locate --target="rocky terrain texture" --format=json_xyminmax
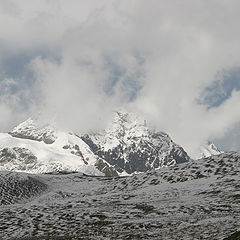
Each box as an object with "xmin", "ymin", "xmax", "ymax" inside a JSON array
[
  {"xmin": 0, "ymin": 172, "xmax": 47, "ymax": 205},
  {"xmin": 0, "ymin": 152, "xmax": 239, "ymax": 239}
]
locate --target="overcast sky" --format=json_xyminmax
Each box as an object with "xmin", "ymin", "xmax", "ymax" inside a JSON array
[{"xmin": 0, "ymin": 0, "xmax": 240, "ymax": 156}]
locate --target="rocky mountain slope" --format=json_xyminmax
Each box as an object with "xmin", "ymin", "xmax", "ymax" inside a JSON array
[
  {"xmin": 0, "ymin": 152, "xmax": 239, "ymax": 239},
  {"xmin": 0, "ymin": 171, "xmax": 47, "ymax": 205},
  {"xmin": 82, "ymin": 111, "xmax": 190, "ymax": 174}
]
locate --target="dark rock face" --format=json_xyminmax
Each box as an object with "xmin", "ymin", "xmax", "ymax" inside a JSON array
[
  {"xmin": 63, "ymin": 144, "xmax": 89, "ymax": 164},
  {"xmin": 82, "ymin": 135, "xmax": 189, "ymax": 174},
  {"xmin": 42, "ymin": 133, "xmax": 56, "ymax": 144},
  {"xmin": 223, "ymin": 231, "xmax": 240, "ymax": 240},
  {"xmin": 81, "ymin": 111, "xmax": 190, "ymax": 174},
  {"xmin": 94, "ymin": 159, "xmax": 119, "ymax": 177}
]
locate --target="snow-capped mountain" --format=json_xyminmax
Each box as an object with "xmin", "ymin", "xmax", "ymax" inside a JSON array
[
  {"xmin": 0, "ymin": 111, "xmax": 191, "ymax": 176},
  {"xmin": 195, "ymin": 141, "xmax": 223, "ymax": 159},
  {"xmin": 81, "ymin": 111, "xmax": 190, "ymax": 174},
  {"xmin": 0, "ymin": 114, "xmax": 239, "ymax": 239},
  {"xmin": 0, "ymin": 118, "xmax": 118, "ymax": 176}
]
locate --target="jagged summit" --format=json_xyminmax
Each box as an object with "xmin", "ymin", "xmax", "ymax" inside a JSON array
[
  {"xmin": 81, "ymin": 110, "xmax": 190, "ymax": 174},
  {"xmin": 195, "ymin": 141, "xmax": 223, "ymax": 159}
]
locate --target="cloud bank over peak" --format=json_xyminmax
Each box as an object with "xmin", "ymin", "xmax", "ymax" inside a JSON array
[{"xmin": 1, "ymin": 0, "xmax": 240, "ymax": 155}]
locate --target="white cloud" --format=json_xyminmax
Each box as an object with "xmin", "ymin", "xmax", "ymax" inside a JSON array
[
  {"xmin": 0, "ymin": 77, "xmax": 34, "ymax": 131},
  {"xmin": 1, "ymin": 0, "xmax": 240, "ymax": 155}
]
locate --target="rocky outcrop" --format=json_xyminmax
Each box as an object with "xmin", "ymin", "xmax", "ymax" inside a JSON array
[
  {"xmin": 0, "ymin": 147, "xmax": 38, "ymax": 171},
  {"xmin": 95, "ymin": 159, "xmax": 119, "ymax": 177}
]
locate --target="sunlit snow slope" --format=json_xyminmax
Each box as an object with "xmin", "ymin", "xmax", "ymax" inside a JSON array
[
  {"xmin": 0, "ymin": 118, "xmax": 117, "ymax": 176},
  {"xmin": 0, "ymin": 112, "xmax": 192, "ymax": 176},
  {"xmin": 194, "ymin": 141, "xmax": 223, "ymax": 159}
]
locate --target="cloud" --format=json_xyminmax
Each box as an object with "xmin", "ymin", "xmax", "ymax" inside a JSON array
[
  {"xmin": 1, "ymin": 0, "xmax": 240, "ymax": 155},
  {"xmin": 0, "ymin": 77, "xmax": 36, "ymax": 131},
  {"xmin": 214, "ymin": 121, "xmax": 240, "ymax": 151},
  {"xmin": 199, "ymin": 67, "xmax": 240, "ymax": 108}
]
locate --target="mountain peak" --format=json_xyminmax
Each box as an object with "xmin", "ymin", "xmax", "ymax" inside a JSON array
[
  {"xmin": 82, "ymin": 110, "xmax": 190, "ymax": 174},
  {"xmin": 9, "ymin": 117, "xmax": 57, "ymax": 144},
  {"xmin": 195, "ymin": 141, "xmax": 223, "ymax": 159},
  {"xmin": 4, "ymin": 110, "xmax": 224, "ymax": 176}
]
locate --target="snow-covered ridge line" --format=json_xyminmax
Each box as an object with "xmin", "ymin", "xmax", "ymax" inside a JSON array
[
  {"xmin": 0, "ymin": 131, "xmax": 118, "ymax": 176},
  {"xmin": 1, "ymin": 110, "xmax": 223, "ymax": 176},
  {"xmin": 194, "ymin": 141, "xmax": 223, "ymax": 159}
]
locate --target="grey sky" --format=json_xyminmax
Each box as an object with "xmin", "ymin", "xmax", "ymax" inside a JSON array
[{"xmin": 1, "ymin": 0, "xmax": 240, "ymax": 157}]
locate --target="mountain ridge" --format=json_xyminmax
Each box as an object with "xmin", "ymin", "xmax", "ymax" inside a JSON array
[
  {"xmin": 195, "ymin": 141, "xmax": 223, "ymax": 159},
  {"xmin": 0, "ymin": 111, "xmax": 224, "ymax": 176}
]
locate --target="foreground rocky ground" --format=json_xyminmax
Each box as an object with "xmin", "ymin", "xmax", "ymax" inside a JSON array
[{"xmin": 0, "ymin": 152, "xmax": 239, "ymax": 239}]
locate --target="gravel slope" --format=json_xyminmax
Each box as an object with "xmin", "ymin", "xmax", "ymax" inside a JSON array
[{"xmin": 0, "ymin": 152, "xmax": 239, "ymax": 239}]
